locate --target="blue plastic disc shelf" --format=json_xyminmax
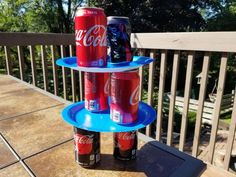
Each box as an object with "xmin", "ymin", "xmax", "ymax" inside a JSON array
[
  {"xmin": 62, "ymin": 101, "xmax": 156, "ymax": 132},
  {"xmin": 56, "ymin": 56, "xmax": 154, "ymax": 73}
]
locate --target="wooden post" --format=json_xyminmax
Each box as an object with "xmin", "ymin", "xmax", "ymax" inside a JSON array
[
  {"xmin": 70, "ymin": 45, "xmax": 77, "ymax": 102},
  {"xmin": 138, "ymin": 50, "xmax": 145, "ymax": 101},
  {"xmin": 208, "ymin": 53, "xmax": 228, "ymax": 163},
  {"xmin": 79, "ymin": 71, "xmax": 84, "ymax": 101},
  {"xmin": 51, "ymin": 45, "xmax": 59, "ymax": 96},
  {"xmin": 61, "ymin": 45, "xmax": 68, "ymax": 100},
  {"xmin": 192, "ymin": 52, "xmax": 211, "ymax": 157},
  {"xmin": 146, "ymin": 50, "xmax": 156, "ymax": 136},
  {"xmin": 4, "ymin": 46, "xmax": 12, "ymax": 75},
  {"xmin": 17, "ymin": 46, "xmax": 25, "ymax": 81},
  {"xmin": 224, "ymin": 86, "xmax": 236, "ymax": 170},
  {"xmin": 41, "ymin": 45, "xmax": 48, "ymax": 91},
  {"xmin": 156, "ymin": 50, "xmax": 167, "ymax": 141},
  {"xmin": 179, "ymin": 51, "xmax": 195, "ymax": 151},
  {"xmin": 29, "ymin": 45, "xmax": 37, "ymax": 86},
  {"xmin": 167, "ymin": 51, "xmax": 180, "ymax": 146}
]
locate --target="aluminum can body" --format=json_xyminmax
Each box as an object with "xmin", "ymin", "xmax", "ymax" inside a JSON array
[
  {"xmin": 107, "ymin": 16, "xmax": 132, "ymax": 63},
  {"xmin": 75, "ymin": 7, "xmax": 107, "ymax": 67},
  {"xmin": 84, "ymin": 72, "xmax": 110, "ymax": 112},
  {"xmin": 110, "ymin": 70, "xmax": 139, "ymax": 124},
  {"xmin": 74, "ymin": 127, "xmax": 101, "ymax": 168},
  {"xmin": 113, "ymin": 131, "xmax": 137, "ymax": 160}
]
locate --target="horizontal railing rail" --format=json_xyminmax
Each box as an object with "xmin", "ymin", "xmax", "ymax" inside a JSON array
[
  {"xmin": 131, "ymin": 32, "xmax": 236, "ymax": 52},
  {"xmin": 0, "ymin": 32, "xmax": 236, "ymax": 174},
  {"xmin": 0, "ymin": 32, "xmax": 74, "ymax": 46}
]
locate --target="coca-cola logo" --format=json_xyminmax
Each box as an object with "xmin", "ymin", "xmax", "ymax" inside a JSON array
[
  {"xmin": 74, "ymin": 134, "xmax": 93, "ymax": 155},
  {"xmin": 129, "ymin": 85, "xmax": 140, "ymax": 105},
  {"xmin": 116, "ymin": 132, "xmax": 135, "ymax": 151},
  {"xmin": 75, "ymin": 25, "xmax": 107, "ymax": 47},
  {"xmin": 104, "ymin": 76, "xmax": 110, "ymax": 95},
  {"xmin": 117, "ymin": 132, "xmax": 135, "ymax": 140},
  {"xmin": 74, "ymin": 134, "xmax": 93, "ymax": 144}
]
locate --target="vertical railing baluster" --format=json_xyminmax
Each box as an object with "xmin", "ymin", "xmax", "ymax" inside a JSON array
[
  {"xmin": 167, "ymin": 50, "xmax": 180, "ymax": 146},
  {"xmin": 4, "ymin": 46, "xmax": 12, "ymax": 75},
  {"xmin": 179, "ymin": 51, "xmax": 195, "ymax": 151},
  {"xmin": 79, "ymin": 71, "xmax": 83, "ymax": 101},
  {"xmin": 138, "ymin": 50, "xmax": 145, "ymax": 101},
  {"xmin": 51, "ymin": 45, "xmax": 59, "ymax": 96},
  {"xmin": 70, "ymin": 45, "xmax": 77, "ymax": 102},
  {"xmin": 224, "ymin": 87, "xmax": 236, "ymax": 170},
  {"xmin": 17, "ymin": 46, "xmax": 25, "ymax": 80},
  {"xmin": 29, "ymin": 45, "xmax": 37, "ymax": 86},
  {"xmin": 139, "ymin": 67, "xmax": 144, "ymax": 101},
  {"xmin": 41, "ymin": 45, "xmax": 48, "ymax": 91},
  {"xmin": 156, "ymin": 50, "xmax": 167, "ymax": 141},
  {"xmin": 208, "ymin": 53, "xmax": 228, "ymax": 163},
  {"xmin": 146, "ymin": 50, "xmax": 156, "ymax": 136},
  {"xmin": 192, "ymin": 52, "xmax": 211, "ymax": 157},
  {"xmin": 61, "ymin": 45, "xmax": 68, "ymax": 100}
]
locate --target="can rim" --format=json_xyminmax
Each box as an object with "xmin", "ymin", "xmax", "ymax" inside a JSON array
[
  {"xmin": 76, "ymin": 7, "xmax": 104, "ymax": 12},
  {"xmin": 107, "ymin": 16, "xmax": 129, "ymax": 20},
  {"xmin": 107, "ymin": 16, "xmax": 130, "ymax": 25}
]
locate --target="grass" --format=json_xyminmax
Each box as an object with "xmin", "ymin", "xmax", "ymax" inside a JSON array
[
  {"xmin": 0, "ymin": 68, "xmax": 6, "ymax": 74},
  {"xmin": 220, "ymin": 112, "xmax": 232, "ymax": 124}
]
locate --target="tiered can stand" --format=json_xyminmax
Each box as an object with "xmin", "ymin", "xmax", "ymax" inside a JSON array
[{"xmin": 56, "ymin": 56, "xmax": 157, "ymax": 166}]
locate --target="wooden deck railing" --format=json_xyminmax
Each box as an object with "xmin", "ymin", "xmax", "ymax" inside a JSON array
[{"xmin": 0, "ymin": 32, "xmax": 236, "ymax": 173}]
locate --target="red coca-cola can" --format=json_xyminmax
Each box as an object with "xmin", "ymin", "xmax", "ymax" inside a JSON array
[
  {"xmin": 74, "ymin": 7, "xmax": 107, "ymax": 67},
  {"xmin": 74, "ymin": 127, "xmax": 100, "ymax": 168},
  {"xmin": 110, "ymin": 70, "xmax": 140, "ymax": 124},
  {"xmin": 84, "ymin": 72, "xmax": 109, "ymax": 112},
  {"xmin": 113, "ymin": 131, "xmax": 137, "ymax": 160}
]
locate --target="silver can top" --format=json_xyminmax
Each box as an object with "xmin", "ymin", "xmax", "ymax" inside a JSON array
[{"xmin": 107, "ymin": 16, "xmax": 130, "ymax": 25}]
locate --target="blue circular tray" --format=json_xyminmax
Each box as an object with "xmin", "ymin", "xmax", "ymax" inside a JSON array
[
  {"xmin": 56, "ymin": 56, "xmax": 154, "ymax": 73},
  {"xmin": 62, "ymin": 101, "xmax": 156, "ymax": 132}
]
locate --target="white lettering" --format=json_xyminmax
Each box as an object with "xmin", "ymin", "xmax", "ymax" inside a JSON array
[
  {"xmin": 74, "ymin": 134, "xmax": 93, "ymax": 144},
  {"xmin": 75, "ymin": 25, "xmax": 107, "ymax": 47},
  {"xmin": 129, "ymin": 86, "xmax": 140, "ymax": 105},
  {"xmin": 104, "ymin": 76, "xmax": 110, "ymax": 95},
  {"xmin": 117, "ymin": 132, "xmax": 135, "ymax": 140}
]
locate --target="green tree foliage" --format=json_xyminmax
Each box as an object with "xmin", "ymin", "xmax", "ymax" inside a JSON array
[
  {"xmin": 207, "ymin": 0, "xmax": 236, "ymax": 31},
  {"xmin": 0, "ymin": 0, "xmax": 80, "ymax": 33},
  {"xmin": 90, "ymin": 0, "xmax": 221, "ymax": 32},
  {"xmin": 0, "ymin": 0, "xmax": 28, "ymax": 31},
  {"xmin": 0, "ymin": 0, "xmax": 233, "ymax": 33}
]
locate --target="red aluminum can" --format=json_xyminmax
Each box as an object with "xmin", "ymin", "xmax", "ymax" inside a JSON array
[
  {"xmin": 113, "ymin": 131, "xmax": 137, "ymax": 160},
  {"xmin": 84, "ymin": 72, "xmax": 109, "ymax": 112},
  {"xmin": 74, "ymin": 7, "xmax": 107, "ymax": 67},
  {"xmin": 74, "ymin": 127, "xmax": 101, "ymax": 168},
  {"xmin": 110, "ymin": 70, "xmax": 140, "ymax": 124}
]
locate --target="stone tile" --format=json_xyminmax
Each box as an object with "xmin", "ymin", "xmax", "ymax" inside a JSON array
[
  {"xmin": 0, "ymin": 88, "xmax": 61, "ymax": 120},
  {"xmin": 0, "ymin": 105, "xmax": 73, "ymax": 158},
  {"xmin": 0, "ymin": 75, "xmax": 30, "ymax": 98},
  {"xmin": 0, "ymin": 138, "xmax": 17, "ymax": 168},
  {"xmin": 25, "ymin": 132, "xmax": 216, "ymax": 177},
  {"xmin": 25, "ymin": 133, "xmax": 148, "ymax": 177},
  {"xmin": 0, "ymin": 75, "xmax": 18, "ymax": 85},
  {"xmin": 25, "ymin": 141, "xmax": 125, "ymax": 177},
  {"xmin": 0, "ymin": 163, "xmax": 30, "ymax": 177}
]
